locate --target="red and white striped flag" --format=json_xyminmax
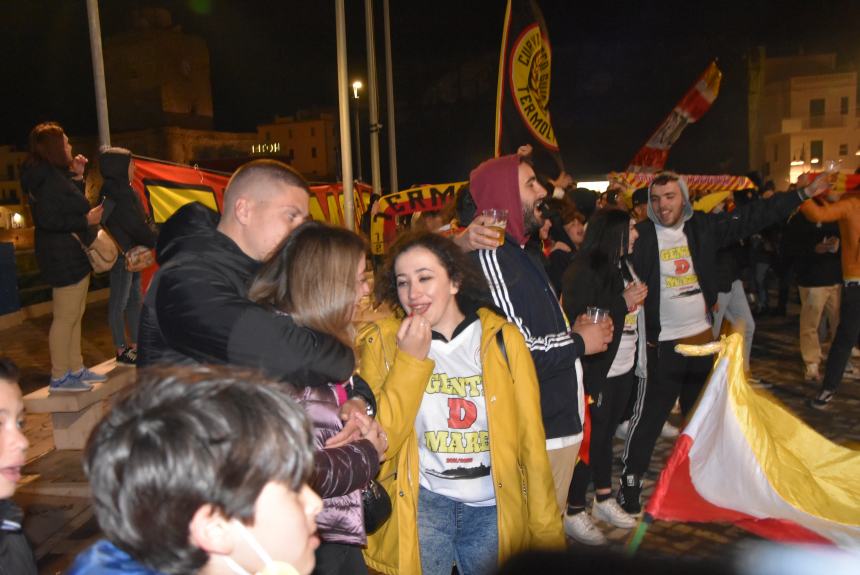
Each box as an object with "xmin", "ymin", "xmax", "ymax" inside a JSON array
[{"xmin": 627, "ymin": 62, "xmax": 722, "ymax": 173}]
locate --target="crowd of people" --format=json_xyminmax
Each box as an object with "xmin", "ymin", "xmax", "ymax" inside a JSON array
[{"xmin": 1, "ymin": 119, "xmax": 858, "ymax": 574}]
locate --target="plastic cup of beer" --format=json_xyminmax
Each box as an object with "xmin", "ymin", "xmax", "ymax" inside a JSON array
[
  {"xmin": 482, "ymin": 208, "xmax": 508, "ymax": 246},
  {"xmin": 586, "ymin": 306, "xmax": 609, "ymax": 324}
]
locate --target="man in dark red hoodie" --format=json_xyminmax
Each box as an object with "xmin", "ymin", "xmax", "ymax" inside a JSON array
[{"xmin": 456, "ymin": 153, "xmax": 612, "ymax": 514}]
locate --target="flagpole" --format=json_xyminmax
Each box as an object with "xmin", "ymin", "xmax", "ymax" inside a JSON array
[
  {"xmin": 626, "ymin": 513, "xmax": 652, "ymax": 556},
  {"xmin": 382, "ymin": 0, "xmax": 398, "ymax": 194},
  {"xmin": 85, "ymin": 0, "xmax": 111, "ymax": 149},
  {"xmin": 335, "ymin": 0, "xmax": 355, "ymax": 230},
  {"xmin": 364, "ymin": 0, "xmax": 382, "ymax": 199}
]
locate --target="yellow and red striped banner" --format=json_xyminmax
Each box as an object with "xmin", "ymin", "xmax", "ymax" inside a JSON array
[{"xmin": 608, "ymin": 171, "xmax": 755, "ymax": 193}]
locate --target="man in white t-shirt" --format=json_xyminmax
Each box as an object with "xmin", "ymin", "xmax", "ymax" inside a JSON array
[{"xmin": 618, "ymin": 171, "xmax": 824, "ymax": 515}]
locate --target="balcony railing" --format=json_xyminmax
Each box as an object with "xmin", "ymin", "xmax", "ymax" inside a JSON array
[{"xmin": 781, "ymin": 114, "xmax": 854, "ymax": 132}]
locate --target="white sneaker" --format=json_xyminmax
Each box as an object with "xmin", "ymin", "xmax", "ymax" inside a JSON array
[
  {"xmin": 661, "ymin": 421, "xmax": 679, "ymax": 438},
  {"xmin": 615, "ymin": 420, "xmax": 630, "ymax": 440},
  {"xmin": 851, "ymin": 347, "xmax": 860, "ymax": 359},
  {"xmin": 592, "ymin": 497, "xmax": 638, "ymax": 529},
  {"xmin": 564, "ymin": 511, "xmax": 607, "ymax": 545}
]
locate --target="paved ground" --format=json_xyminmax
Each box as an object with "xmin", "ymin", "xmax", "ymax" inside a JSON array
[{"xmin": 3, "ymin": 298, "xmax": 858, "ymax": 574}]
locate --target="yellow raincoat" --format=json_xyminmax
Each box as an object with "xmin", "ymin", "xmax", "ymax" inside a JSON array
[{"xmin": 357, "ymin": 308, "xmax": 565, "ymax": 575}]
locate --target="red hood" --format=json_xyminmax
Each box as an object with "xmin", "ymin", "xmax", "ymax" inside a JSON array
[{"xmin": 469, "ymin": 154, "xmax": 528, "ymax": 245}]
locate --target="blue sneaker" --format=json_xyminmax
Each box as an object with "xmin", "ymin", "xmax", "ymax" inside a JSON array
[
  {"xmin": 49, "ymin": 372, "xmax": 93, "ymax": 394},
  {"xmin": 73, "ymin": 367, "xmax": 108, "ymax": 383}
]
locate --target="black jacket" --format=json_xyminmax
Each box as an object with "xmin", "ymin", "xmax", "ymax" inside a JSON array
[
  {"xmin": 784, "ymin": 212, "xmax": 842, "ymax": 287},
  {"xmin": 99, "ymin": 153, "xmax": 156, "ymax": 252},
  {"xmin": 631, "ymin": 191, "xmax": 803, "ymax": 344},
  {"xmin": 0, "ymin": 500, "xmax": 37, "ymax": 575},
  {"xmin": 137, "ymin": 202, "xmax": 356, "ymax": 388},
  {"xmin": 561, "ymin": 257, "xmax": 629, "ymax": 396},
  {"xmin": 20, "ymin": 162, "xmax": 94, "ymax": 287},
  {"xmin": 470, "ymin": 235, "xmax": 586, "ymax": 439}
]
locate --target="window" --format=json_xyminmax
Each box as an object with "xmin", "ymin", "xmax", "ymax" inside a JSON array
[
  {"xmin": 772, "ymin": 144, "xmax": 778, "ymax": 163},
  {"xmin": 288, "ymin": 129, "xmax": 293, "ymax": 138},
  {"xmin": 841, "ymin": 97, "xmax": 849, "ymax": 115},
  {"xmin": 809, "ymin": 99, "xmax": 825, "ymax": 128},
  {"xmin": 809, "ymin": 99, "xmax": 825, "ymax": 116},
  {"xmin": 311, "ymin": 147, "xmax": 317, "ymax": 159},
  {"xmin": 839, "ymin": 144, "xmax": 848, "ymax": 156},
  {"xmin": 763, "ymin": 162, "xmax": 770, "ymax": 177},
  {"xmin": 810, "ymin": 140, "xmax": 824, "ymax": 163},
  {"xmin": 311, "ymin": 127, "xmax": 316, "ymax": 137}
]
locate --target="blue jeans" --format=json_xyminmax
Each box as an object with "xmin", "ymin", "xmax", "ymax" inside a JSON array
[
  {"xmin": 108, "ymin": 255, "xmax": 142, "ymax": 349},
  {"xmin": 417, "ymin": 487, "xmax": 498, "ymax": 575},
  {"xmin": 753, "ymin": 262, "xmax": 771, "ymax": 311}
]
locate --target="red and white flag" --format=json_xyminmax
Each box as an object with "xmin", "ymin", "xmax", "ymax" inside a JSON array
[
  {"xmin": 627, "ymin": 62, "xmax": 722, "ymax": 173},
  {"xmin": 646, "ymin": 334, "xmax": 860, "ymax": 548}
]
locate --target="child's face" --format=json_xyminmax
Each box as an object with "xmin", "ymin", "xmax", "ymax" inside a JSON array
[
  {"xmin": 238, "ymin": 481, "xmax": 322, "ymax": 575},
  {"xmin": 0, "ymin": 381, "xmax": 28, "ymax": 499}
]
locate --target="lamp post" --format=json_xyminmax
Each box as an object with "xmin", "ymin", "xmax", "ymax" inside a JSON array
[{"xmin": 352, "ymin": 80, "xmax": 363, "ymax": 182}]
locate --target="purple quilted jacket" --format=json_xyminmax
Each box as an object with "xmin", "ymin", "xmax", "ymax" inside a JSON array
[{"xmin": 297, "ymin": 384, "xmax": 379, "ymax": 546}]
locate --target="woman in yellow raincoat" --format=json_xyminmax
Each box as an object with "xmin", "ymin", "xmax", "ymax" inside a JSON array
[{"xmin": 358, "ymin": 231, "xmax": 564, "ymax": 575}]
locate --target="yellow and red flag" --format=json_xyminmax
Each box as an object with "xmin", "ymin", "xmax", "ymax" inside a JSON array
[
  {"xmin": 495, "ymin": 0, "xmax": 563, "ymax": 179},
  {"xmin": 647, "ymin": 334, "xmax": 860, "ymax": 547},
  {"xmin": 130, "ymin": 156, "xmax": 372, "ymax": 229},
  {"xmin": 628, "ymin": 62, "xmax": 722, "ymax": 173}
]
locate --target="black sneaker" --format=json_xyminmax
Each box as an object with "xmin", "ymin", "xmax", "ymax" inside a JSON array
[
  {"xmin": 617, "ymin": 474, "xmax": 642, "ymax": 516},
  {"xmin": 116, "ymin": 347, "xmax": 137, "ymax": 366},
  {"xmin": 808, "ymin": 389, "xmax": 834, "ymax": 410}
]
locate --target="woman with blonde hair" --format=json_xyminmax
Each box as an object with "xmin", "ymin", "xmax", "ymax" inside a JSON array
[{"xmin": 249, "ymin": 221, "xmax": 385, "ymax": 575}]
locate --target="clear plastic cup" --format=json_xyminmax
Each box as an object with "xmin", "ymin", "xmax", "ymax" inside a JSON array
[
  {"xmin": 586, "ymin": 306, "xmax": 609, "ymax": 324},
  {"xmin": 481, "ymin": 208, "xmax": 509, "ymax": 246}
]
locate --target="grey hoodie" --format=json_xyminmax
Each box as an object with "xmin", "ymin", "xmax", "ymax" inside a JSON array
[{"xmin": 647, "ymin": 176, "xmax": 694, "ymax": 228}]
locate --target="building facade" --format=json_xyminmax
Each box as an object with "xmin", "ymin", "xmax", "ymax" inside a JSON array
[
  {"xmin": 256, "ymin": 111, "xmax": 339, "ymax": 181},
  {"xmin": 0, "ymin": 146, "xmax": 29, "ymax": 230},
  {"xmin": 750, "ymin": 52, "xmax": 860, "ymax": 188}
]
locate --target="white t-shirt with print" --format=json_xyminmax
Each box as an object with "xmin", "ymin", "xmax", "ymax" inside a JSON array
[
  {"xmin": 656, "ymin": 224, "xmax": 711, "ymax": 341},
  {"xmin": 416, "ymin": 320, "xmax": 495, "ymax": 507}
]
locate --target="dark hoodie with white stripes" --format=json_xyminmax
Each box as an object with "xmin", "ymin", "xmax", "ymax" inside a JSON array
[{"xmin": 463, "ymin": 155, "xmax": 585, "ymax": 440}]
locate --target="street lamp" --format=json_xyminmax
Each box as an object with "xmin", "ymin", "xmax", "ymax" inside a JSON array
[{"xmin": 352, "ymin": 80, "xmax": 363, "ymax": 181}]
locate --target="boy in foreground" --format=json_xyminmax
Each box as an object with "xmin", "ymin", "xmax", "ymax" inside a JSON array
[
  {"xmin": 68, "ymin": 366, "xmax": 323, "ymax": 575},
  {"xmin": 0, "ymin": 358, "xmax": 37, "ymax": 575}
]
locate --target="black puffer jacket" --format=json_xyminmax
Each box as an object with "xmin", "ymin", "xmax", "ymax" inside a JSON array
[
  {"xmin": 137, "ymin": 202, "xmax": 356, "ymax": 388},
  {"xmin": 0, "ymin": 500, "xmax": 37, "ymax": 575},
  {"xmin": 20, "ymin": 162, "xmax": 94, "ymax": 287},
  {"xmin": 99, "ymin": 152, "xmax": 156, "ymax": 252}
]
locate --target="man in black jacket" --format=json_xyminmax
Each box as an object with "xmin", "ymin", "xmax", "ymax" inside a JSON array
[
  {"xmin": 618, "ymin": 171, "xmax": 823, "ymax": 515},
  {"xmin": 137, "ymin": 160, "xmax": 373, "ymax": 415},
  {"xmin": 457, "ymin": 153, "xmax": 612, "ymax": 514},
  {"xmin": 784, "ymin": 211, "xmax": 842, "ymax": 383}
]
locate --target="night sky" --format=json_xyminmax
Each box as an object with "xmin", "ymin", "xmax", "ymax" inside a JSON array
[{"xmin": 3, "ymin": 0, "xmax": 859, "ymax": 186}]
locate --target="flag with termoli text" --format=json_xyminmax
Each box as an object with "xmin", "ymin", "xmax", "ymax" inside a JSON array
[
  {"xmin": 495, "ymin": 0, "xmax": 564, "ymax": 180},
  {"xmin": 646, "ymin": 334, "xmax": 860, "ymax": 547},
  {"xmin": 627, "ymin": 61, "xmax": 722, "ymax": 173}
]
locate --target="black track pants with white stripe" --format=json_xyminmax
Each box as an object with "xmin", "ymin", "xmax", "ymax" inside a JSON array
[{"xmin": 621, "ymin": 341, "xmax": 713, "ymax": 477}]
